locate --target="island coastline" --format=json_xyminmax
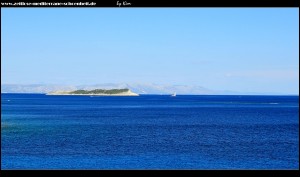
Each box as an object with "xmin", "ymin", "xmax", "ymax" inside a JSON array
[{"xmin": 46, "ymin": 89, "xmax": 139, "ymax": 96}]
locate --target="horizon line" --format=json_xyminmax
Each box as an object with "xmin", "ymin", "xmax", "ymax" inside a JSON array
[
  {"xmin": 1, "ymin": 83, "xmax": 298, "ymax": 95},
  {"xmin": 1, "ymin": 92, "xmax": 299, "ymax": 96}
]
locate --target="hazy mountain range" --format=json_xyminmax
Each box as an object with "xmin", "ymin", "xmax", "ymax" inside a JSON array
[{"xmin": 0, "ymin": 83, "xmax": 284, "ymax": 95}]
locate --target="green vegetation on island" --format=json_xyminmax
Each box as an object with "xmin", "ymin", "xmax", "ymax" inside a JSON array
[
  {"xmin": 47, "ymin": 88, "xmax": 139, "ymax": 96},
  {"xmin": 69, "ymin": 88, "xmax": 130, "ymax": 94}
]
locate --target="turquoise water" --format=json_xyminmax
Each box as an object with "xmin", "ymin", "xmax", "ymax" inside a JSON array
[{"xmin": 1, "ymin": 94, "xmax": 299, "ymax": 169}]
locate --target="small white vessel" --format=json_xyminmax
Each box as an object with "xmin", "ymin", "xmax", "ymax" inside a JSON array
[{"xmin": 171, "ymin": 92, "xmax": 176, "ymax": 97}]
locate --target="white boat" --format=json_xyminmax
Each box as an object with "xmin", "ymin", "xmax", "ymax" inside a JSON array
[{"xmin": 171, "ymin": 92, "xmax": 176, "ymax": 97}]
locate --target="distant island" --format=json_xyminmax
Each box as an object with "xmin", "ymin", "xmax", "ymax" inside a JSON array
[{"xmin": 46, "ymin": 88, "xmax": 139, "ymax": 96}]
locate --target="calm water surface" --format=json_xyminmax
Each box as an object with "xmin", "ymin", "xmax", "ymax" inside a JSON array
[{"xmin": 1, "ymin": 94, "xmax": 299, "ymax": 169}]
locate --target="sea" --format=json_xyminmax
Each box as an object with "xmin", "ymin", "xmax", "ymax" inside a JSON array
[{"xmin": 1, "ymin": 93, "xmax": 299, "ymax": 169}]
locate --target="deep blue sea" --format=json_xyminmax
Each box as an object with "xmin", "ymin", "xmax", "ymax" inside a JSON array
[{"xmin": 1, "ymin": 94, "xmax": 299, "ymax": 169}]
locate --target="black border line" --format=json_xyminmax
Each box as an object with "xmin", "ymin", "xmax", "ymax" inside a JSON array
[{"xmin": 0, "ymin": 0, "xmax": 299, "ymax": 7}]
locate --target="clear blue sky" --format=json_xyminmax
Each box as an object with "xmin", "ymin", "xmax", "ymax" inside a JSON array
[{"xmin": 1, "ymin": 8, "xmax": 299, "ymax": 94}]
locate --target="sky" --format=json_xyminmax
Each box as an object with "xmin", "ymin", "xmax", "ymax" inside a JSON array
[{"xmin": 1, "ymin": 8, "xmax": 299, "ymax": 94}]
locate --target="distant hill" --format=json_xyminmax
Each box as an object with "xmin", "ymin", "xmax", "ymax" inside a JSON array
[
  {"xmin": 1, "ymin": 83, "xmax": 285, "ymax": 95},
  {"xmin": 1, "ymin": 84, "xmax": 77, "ymax": 93},
  {"xmin": 47, "ymin": 88, "xmax": 139, "ymax": 96},
  {"xmin": 1, "ymin": 83, "xmax": 219, "ymax": 94}
]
